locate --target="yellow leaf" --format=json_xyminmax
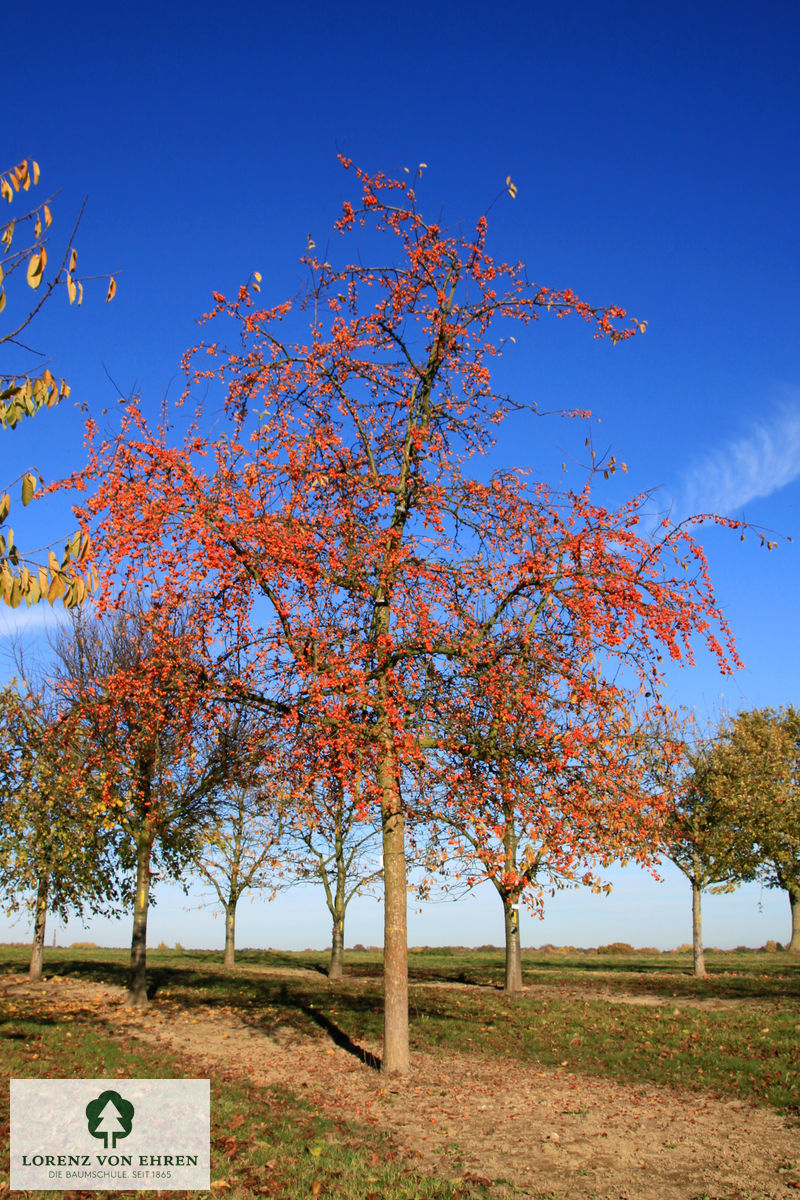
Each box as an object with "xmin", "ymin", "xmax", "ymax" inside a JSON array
[
  {"xmin": 43, "ymin": 203, "xmax": 52, "ymax": 228},
  {"xmin": 69, "ymin": 247, "xmax": 77, "ymax": 273},
  {"xmin": 253, "ymin": 271, "xmax": 262, "ymax": 283},
  {"xmin": 77, "ymin": 280, "xmax": 84, "ymax": 306},
  {"xmin": 48, "ymin": 573, "xmax": 66, "ymax": 603},
  {"xmin": 106, "ymin": 276, "xmax": 116, "ymax": 303},
  {"xmin": 21, "ymin": 473, "xmax": 36, "ymax": 506},
  {"xmin": 0, "ymin": 289, "xmax": 5, "ymax": 314},
  {"xmin": 0, "ymin": 179, "xmax": 12, "ymax": 203},
  {"xmin": 27, "ymin": 247, "xmax": 47, "ymax": 289},
  {"xmin": 0, "ymin": 494, "xmax": 10, "ymax": 523},
  {"xmin": 9, "ymin": 577, "xmax": 21, "ymax": 608},
  {"xmin": 34, "ymin": 215, "xmax": 42, "ymax": 239},
  {"xmin": 32, "ymin": 161, "xmax": 40, "ymax": 186},
  {"xmin": 67, "ymin": 275, "xmax": 77, "ymax": 305}
]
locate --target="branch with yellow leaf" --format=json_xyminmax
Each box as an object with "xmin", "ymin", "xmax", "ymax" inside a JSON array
[{"xmin": 0, "ymin": 158, "xmax": 116, "ymax": 608}]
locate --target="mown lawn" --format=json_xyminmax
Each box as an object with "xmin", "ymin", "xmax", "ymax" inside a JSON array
[{"xmin": 2, "ymin": 944, "xmax": 799, "ymax": 1116}]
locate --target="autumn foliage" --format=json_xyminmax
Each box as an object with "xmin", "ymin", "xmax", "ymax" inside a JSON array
[
  {"xmin": 0, "ymin": 157, "xmax": 115, "ymax": 609},
  {"xmin": 73, "ymin": 160, "xmax": 745, "ymax": 1071}
]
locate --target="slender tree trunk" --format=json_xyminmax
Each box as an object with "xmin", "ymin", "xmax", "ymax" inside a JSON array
[
  {"xmin": 787, "ymin": 886, "xmax": 800, "ymax": 954},
  {"xmin": 503, "ymin": 895, "xmax": 523, "ymax": 993},
  {"xmin": 501, "ymin": 782, "xmax": 523, "ymax": 993},
  {"xmin": 328, "ymin": 807, "xmax": 347, "ymax": 980},
  {"xmin": 379, "ymin": 741, "xmax": 408, "ymax": 1075},
  {"xmin": 329, "ymin": 916, "xmax": 345, "ymax": 980},
  {"xmin": 126, "ymin": 831, "xmax": 152, "ymax": 1007},
  {"xmin": 223, "ymin": 899, "xmax": 236, "ymax": 968},
  {"xmin": 691, "ymin": 878, "xmax": 706, "ymax": 978},
  {"xmin": 28, "ymin": 876, "xmax": 48, "ymax": 982}
]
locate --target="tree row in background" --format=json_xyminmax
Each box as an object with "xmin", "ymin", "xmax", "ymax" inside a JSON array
[{"xmin": 3, "ymin": 627, "xmax": 797, "ymax": 999}]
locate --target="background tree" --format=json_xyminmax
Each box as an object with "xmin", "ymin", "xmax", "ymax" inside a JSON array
[
  {"xmin": 0, "ymin": 158, "xmax": 114, "ymax": 608},
  {"xmin": 193, "ymin": 782, "xmax": 286, "ymax": 968},
  {"xmin": 704, "ymin": 707, "xmax": 800, "ymax": 954},
  {"xmin": 423, "ymin": 495, "xmax": 721, "ymax": 993},
  {"xmin": 75, "ymin": 162, "xmax": 749, "ymax": 1073},
  {"xmin": 655, "ymin": 713, "xmax": 756, "ymax": 977},
  {"xmin": 289, "ymin": 740, "xmax": 383, "ymax": 981},
  {"xmin": 53, "ymin": 599, "xmax": 232, "ymax": 1004},
  {"xmin": 0, "ymin": 680, "xmax": 120, "ymax": 979}
]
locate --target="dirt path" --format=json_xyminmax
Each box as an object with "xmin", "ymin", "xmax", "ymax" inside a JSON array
[{"xmin": 8, "ymin": 973, "xmax": 800, "ymax": 1200}]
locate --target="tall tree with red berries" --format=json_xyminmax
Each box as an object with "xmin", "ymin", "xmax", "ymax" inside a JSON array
[{"xmin": 74, "ymin": 162, "xmax": 745, "ymax": 1071}]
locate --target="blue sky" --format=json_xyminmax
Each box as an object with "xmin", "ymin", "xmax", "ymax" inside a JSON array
[{"xmin": 2, "ymin": 0, "xmax": 799, "ymax": 952}]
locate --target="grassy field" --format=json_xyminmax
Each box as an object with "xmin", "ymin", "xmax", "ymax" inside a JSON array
[
  {"xmin": 1, "ymin": 944, "xmax": 799, "ymax": 1199},
  {"xmin": 0, "ymin": 980, "xmax": 465, "ymax": 1200}
]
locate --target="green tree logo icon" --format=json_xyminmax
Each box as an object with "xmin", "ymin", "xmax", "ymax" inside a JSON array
[{"xmin": 85, "ymin": 1090, "xmax": 135, "ymax": 1149}]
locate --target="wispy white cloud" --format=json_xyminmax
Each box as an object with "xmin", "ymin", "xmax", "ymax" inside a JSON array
[
  {"xmin": 0, "ymin": 603, "xmax": 71, "ymax": 640},
  {"xmin": 679, "ymin": 396, "xmax": 800, "ymax": 518}
]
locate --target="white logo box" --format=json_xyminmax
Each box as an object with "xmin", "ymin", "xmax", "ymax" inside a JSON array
[{"xmin": 10, "ymin": 1079, "xmax": 210, "ymax": 1191}]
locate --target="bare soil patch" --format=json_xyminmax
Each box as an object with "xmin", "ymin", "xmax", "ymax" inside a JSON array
[{"xmin": 11, "ymin": 973, "xmax": 800, "ymax": 1199}]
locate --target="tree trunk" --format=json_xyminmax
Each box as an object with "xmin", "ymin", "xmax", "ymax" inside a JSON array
[
  {"xmin": 223, "ymin": 900, "xmax": 236, "ymax": 968},
  {"xmin": 28, "ymin": 875, "xmax": 48, "ymax": 982},
  {"xmin": 329, "ymin": 916, "xmax": 345, "ymax": 980},
  {"xmin": 379, "ymin": 744, "xmax": 408, "ymax": 1075},
  {"xmin": 503, "ymin": 895, "xmax": 523, "ymax": 993},
  {"xmin": 126, "ymin": 831, "xmax": 152, "ymax": 1007},
  {"xmin": 328, "ymin": 804, "xmax": 347, "ymax": 981},
  {"xmin": 691, "ymin": 878, "xmax": 706, "ymax": 978},
  {"xmin": 501, "ymin": 785, "xmax": 523, "ymax": 993},
  {"xmin": 787, "ymin": 886, "xmax": 800, "ymax": 954}
]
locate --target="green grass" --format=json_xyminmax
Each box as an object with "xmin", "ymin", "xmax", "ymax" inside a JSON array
[
  {"xmin": 2, "ymin": 944, "xmax": 799, "ymax": 1126},
  {"xmin": 0, "ymin": 984, "xmax": 497, "ymax": 1200}
]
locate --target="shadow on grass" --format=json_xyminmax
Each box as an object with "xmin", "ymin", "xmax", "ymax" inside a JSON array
[
  {"xmin": 39, "ymin": 959, "xmax": 394, "ymax": 1057},
  {"xmin": 33, "ymin": 957, "xmax": 130, "ymax": 989},
  {"xmin": 3, "ymin": 947, "xmax": 798, "ymax": 1026},
  {"xmin": 295, "ymin": 998, "xmax": 381, "ymax": 1070}
]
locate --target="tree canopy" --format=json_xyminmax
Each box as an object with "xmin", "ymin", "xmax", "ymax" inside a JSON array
[{"xmin": 702, "ymin": 707, "xmax": 800, "ymax": 953}]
